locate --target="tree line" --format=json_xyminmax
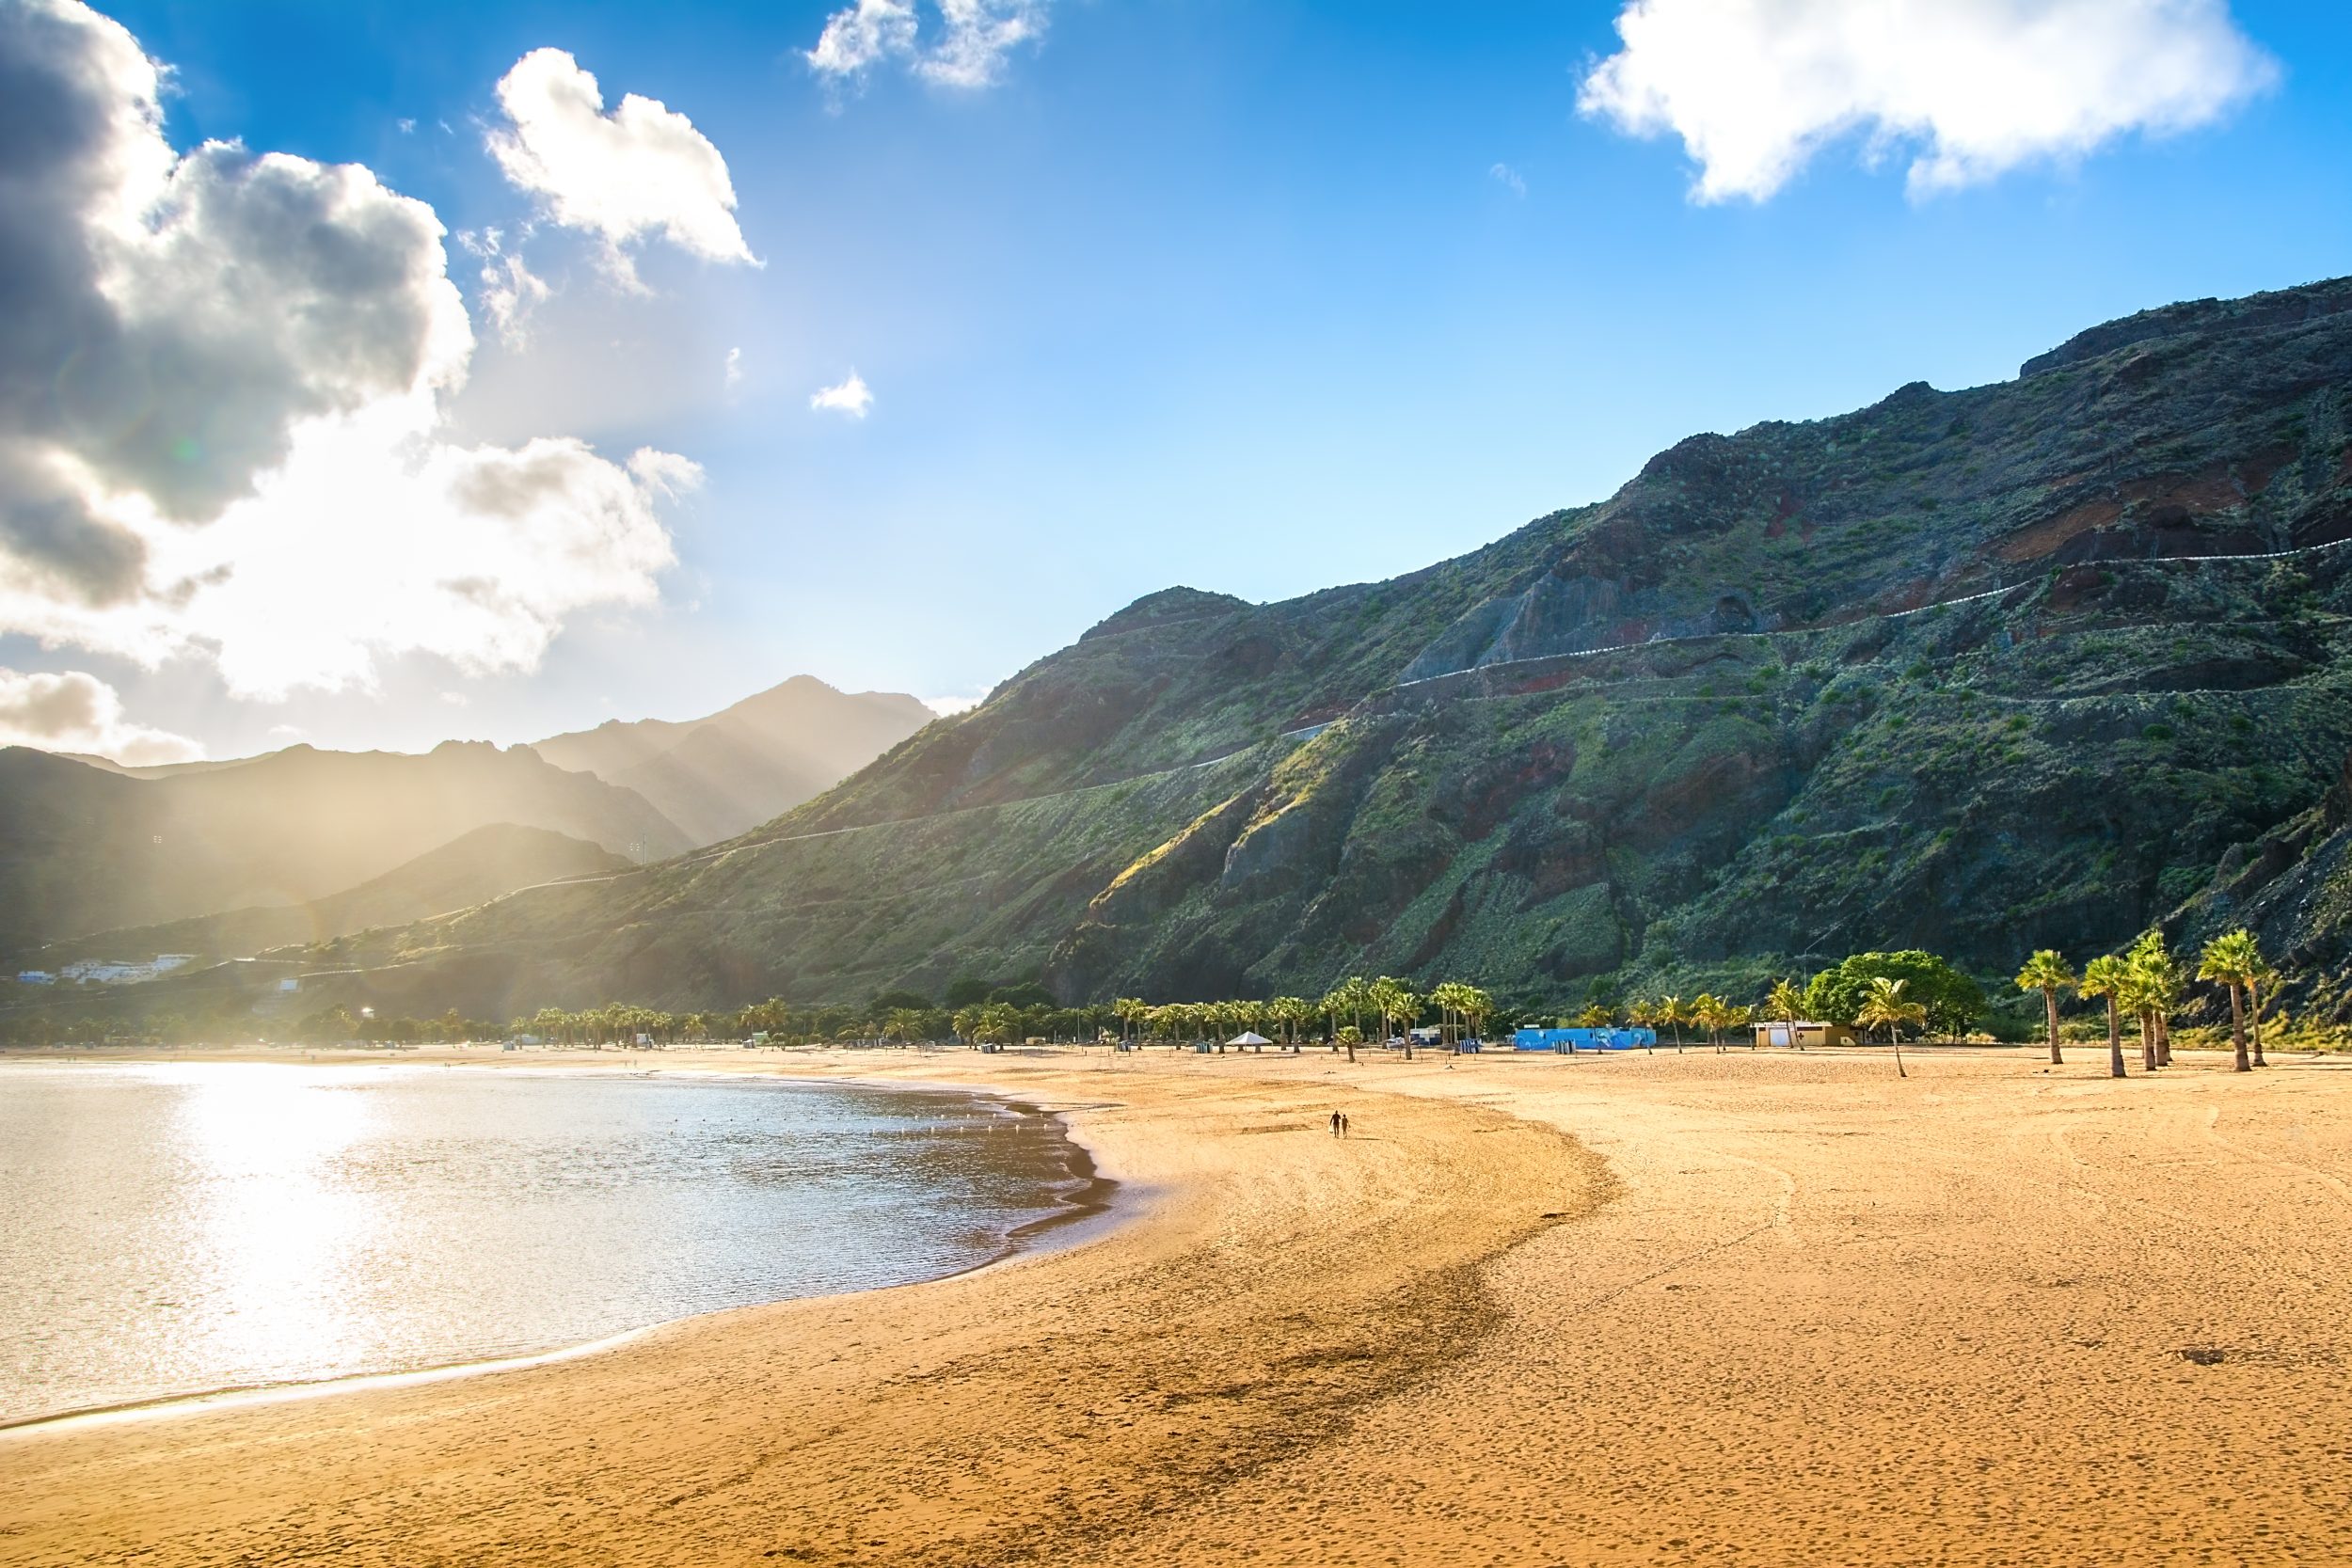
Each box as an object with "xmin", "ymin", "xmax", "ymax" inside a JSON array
[{"xmin": 0, "ymin": 930, "xmax": 2309, "ymax": 1067}]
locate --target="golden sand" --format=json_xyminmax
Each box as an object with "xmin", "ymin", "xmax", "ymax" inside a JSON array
[{"xmin": 4, "ymin": 1043, "xmax": 2348, "ymax": 1567}]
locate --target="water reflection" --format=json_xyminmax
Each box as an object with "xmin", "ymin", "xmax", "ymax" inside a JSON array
[{"xmin": 0, "ymin": 1065, "xmax": 1084, "ymax": 1424}]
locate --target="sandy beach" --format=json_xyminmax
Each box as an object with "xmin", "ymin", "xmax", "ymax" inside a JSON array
[{"xmin": 4, "ymin": 1042, "xmax": 2348, "ymax": 1566}]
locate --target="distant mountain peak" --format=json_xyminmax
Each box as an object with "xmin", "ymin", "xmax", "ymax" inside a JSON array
[{"xmin": 1084, "ymin": 586, "xmax": 1251, "ymax": 641}]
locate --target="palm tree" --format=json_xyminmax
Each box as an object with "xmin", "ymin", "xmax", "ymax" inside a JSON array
[
  {"xmin": 1324, "ymin": 975, "xmax": 1370, "ymax": 1052},
  {"xmin": 2247, "ymin": 955, "xmax": 2278, "ymax": 1069},
  {"xmin": 1690, "ymin": 992, "xmax": 1725, "ymax": 1052},
  {"xmin": 1428, "ymin": 981, "xmax": 1470, "ymax": 1049},
  {"xmin": 2115, "ymin": 959, "xmax": 2162, "ymax": 1073},
  {"xmin": 1371, "ymin": 976, "xmax": 1421, "ymax": 1059},
  {"xmin": 1855, "ymin": 976, "xmax": 1926, "ymax": 1078},
  {"xmin": 2014, "ymin": 950, "xmax": 2076, "ymax": 1067},
  {"xmin": 2129, "ymin": 929, "xmax": 2179, "ymax": 1068},
  {"xmin": 2078, "ymin": 955, "xmax": 2130, "ymax": 1079},
  {"xmin": 1765, "ymin": 978, "xmax": 1804, "ymax": 1051},
  {"xmin": 1458, "ymin": 985, "xmax": 1495, "ymax": 1045},
  {"xmin": 1114, "ymin": 997, "xmax": 1148, "ymax": 1046},
  {"xmin": 1624, "ymin": 998, "xmax": 1659, "ymax": 1053},
  {"xmin": 2198, "ymin": 928, "xmax": 2262, "ymax": 1073},
  {"xmin": 1659, "ymin": 995, "xmax": 1686, "ymax": 1052},
  {"xmin": 1334, "ymin": 1023, "xmax": 1362, "ymax": 1063},
  {"xmin": 1268, "ymin": 995, "xmax": 1311, "ymax": 1051},
  {"xmin": 1576, "ymin": 1002, "xmax": 1613, "ymax": 1029}
]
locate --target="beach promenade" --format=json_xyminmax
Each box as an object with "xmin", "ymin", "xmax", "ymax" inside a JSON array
[{"xmin": 4, "ymin": 1044, "xmax": 2347, "ymax": 1566}]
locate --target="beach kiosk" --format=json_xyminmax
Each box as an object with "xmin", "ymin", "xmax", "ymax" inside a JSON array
[
  {"xmin": 1513, "ymin": 1026, "xmax": 1658, "ymax": 1053},
  {"xmin": 1753, "ymin": 1021, "xmax": 1859, "ymax": 1048},
  {"xmin": 1226, "ymin": 1030, "xmax": 1272, "ymax": 1053}
]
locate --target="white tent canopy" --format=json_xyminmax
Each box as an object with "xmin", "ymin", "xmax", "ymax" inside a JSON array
[{"xmin": 1227, "ymin": 1031, "xmax": 1272, "ymax": 1046}]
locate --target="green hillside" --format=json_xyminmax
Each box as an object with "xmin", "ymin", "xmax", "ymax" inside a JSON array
[{"xmin": 103, "ymin": 277, "xmax": 2352, "ymax": 1026}]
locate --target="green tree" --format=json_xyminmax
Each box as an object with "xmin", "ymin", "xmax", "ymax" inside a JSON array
[
  {"xmin": 1658, "ymin": 995, "xmax": 1686, "ymax": 1051},
  {"xmin": 2014, "ymin": 950, "xmax": 2076, "ymax": 1067},
  {"xmin": 1575, "ymin": 1002, "xmax": 1614, "ymax": 1029},
  {"xmin": 1322, "ymin": 976, "xmax": 1370, "ymax": 1049},
  {"xmin": 2078, "ymin": 955, "xmax": 2130, "ymax": 1079},
  {"xmin": 2197, "ymin": 928, "xmax": 2262, "ymax": 1073},
  {"xmin": 2127, "ymin": 929, "xmax": 2179, "ymax": 1068},
  {"xmin": 1690, "ymin": 992, "xmax": 1726, "ymax": 1052},
  {"xmin": 1370, "ymin": 976, "xmax": 1421, "ymax": 1059},
  {"xmin": 1267, "ymin": 995, "xmax": 1311, "ymax": 1050},
  {"xmin": 1624, "ymin": 998, "xmax": 1659, "ymax": 1053},
  {"xmin": 2247, "ymin": 954, "xmax": 2278, "ymax": 1069},
  {"xmin": 1854, "ymin": 976, "xmax": 1926, "ymax": 1078},
  {"xmin": 1765, "ymin": 978, "xmax": 1804, "ymax": 1051},
  {"xmin": 1456, "ymin": 984, "xmax": 1495, "ymax": 1044},
  {"xmin": 1805, "ymin": 951, "xmax": 1986, "ymax": 1037}
]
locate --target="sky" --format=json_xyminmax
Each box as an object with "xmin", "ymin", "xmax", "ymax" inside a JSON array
[{"xmin": 2, "ymin": 0, "xmax": 2349, "ymax": 762}]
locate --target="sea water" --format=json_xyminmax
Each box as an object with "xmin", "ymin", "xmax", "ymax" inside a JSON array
[{"xmin": 0, "ymin": 1062, "xmax": 1094, "ymax": 1425}]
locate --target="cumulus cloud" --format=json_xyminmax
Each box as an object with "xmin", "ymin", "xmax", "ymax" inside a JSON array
[
  {"xmin": 807, "ymin": 0, "xmax": 1050, "ymax": 89},
  {"xmin": 487, "ymin": 47, "xmax": 755, "ymax": 283},
  {"xmin": 810, "ymin": 371, "xmax": 873, "ymax": 419},
  {"xmin": 0, "ymin": 0, "xmax": 690, "ymax": 699},
  {"xmin": 0, "ymin": 667, "xmax": 200, "ymax": 764},
  {"xmin": 1579, "ymin": 0, "xmax": 2277, "ymax": 202}
]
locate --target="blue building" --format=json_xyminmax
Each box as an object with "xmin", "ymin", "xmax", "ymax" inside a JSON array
[{"xmin": 1512, "ymin": 1026, "xmax": 1657, "ymax": 1053}]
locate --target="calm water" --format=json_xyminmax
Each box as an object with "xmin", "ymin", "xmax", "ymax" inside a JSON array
[{"xmin": 0, "ymin": 1062, "xmax": 1097, "ymax": 1425}]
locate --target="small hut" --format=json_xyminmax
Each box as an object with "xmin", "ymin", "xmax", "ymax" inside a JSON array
[{"xmin": 1753, "ymin": 1021, "xmax": 1859, "ymax": 1049}]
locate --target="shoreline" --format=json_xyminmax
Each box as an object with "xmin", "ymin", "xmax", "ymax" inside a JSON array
[
  {"xmin": 0, "ymin": 1061, "xmax": 1126, "ymax": 1438},
  {"xmin": 7, "ymin": 1045, "xmax": 2350, "ymax": 1566}
]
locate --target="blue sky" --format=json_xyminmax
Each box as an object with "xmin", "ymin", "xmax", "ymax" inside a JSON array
[{"xmin": 7, "ymin": 0, "xmax": 2352, "ymax": 758}]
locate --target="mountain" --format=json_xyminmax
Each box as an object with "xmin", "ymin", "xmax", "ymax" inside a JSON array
[
  {"xmin": 32, "ymin": 824, "xmax": 630, "ymax": 969},
  {"xmin": 0, "ymin": 742, "xmax": 690, "ymax": 953},
  {"xmin": 525, "ymin": 676, "xmax": 936, "ymax": 845},
  {"xmin": 151, "ymin": 277, "xmax": 2352, "ymax": 1024}
]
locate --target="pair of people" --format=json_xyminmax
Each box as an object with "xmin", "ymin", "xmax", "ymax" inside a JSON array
[{"xmin": 1327, "ymin": 1109, "xmax": 1351, "ymax": 1138}]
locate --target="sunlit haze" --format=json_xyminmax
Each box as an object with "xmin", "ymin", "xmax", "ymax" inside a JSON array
[{"xmin": 2, "ymin": 0, "xmax": 2346, "ymax": 761}]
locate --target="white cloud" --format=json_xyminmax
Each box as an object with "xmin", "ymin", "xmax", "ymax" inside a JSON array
[
  {"xmin": 807, "ymin": 0, "xmax": 1051, "ymax": 89},
  {"xmin": 1579, "ymin": 0, "xmax": 2277, "ymax": 203},
  {"xmin": 397, "ymin": 118, "xmax": 416, "ymax": 135},
  {"xmin": 809, "ymin": 0, "xmax": 918, "ymax": 79},
  {"xmin": 921, "ymin": 693, "xmax": 982, "ymax": 716},
  {"xmin": 725, "ymin": 346, "xmax": 745, "ymax": 388},
  {"xmin": 486, "ymin": 47, "xmax": 755, "ymax": 283},
  {"xmin": 0, "ymin": 1, "xmax": 691, "ymax": 701},
  {"xmin": 1489, "ymin": 162, "xmax": 1526, "ymax": 197},
  {"xmin": 0, "ymin": 667, "xmax": 201, "ymax": 764},
  {"xmin": 462, "ymin": 228, "xmax": 552, "ymax": 348},
  {"xmin": 810, "ymin": 371, "xmax": 874, "ymax": 419}
]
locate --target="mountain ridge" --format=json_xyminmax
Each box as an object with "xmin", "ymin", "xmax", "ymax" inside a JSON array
[
  {"xmin": 524, "ymin": 675, "xmax": 935, "ymax": 844},
  {"xmin": 54, "ymin": 276, "xmax": 2352, "ymax": 1027}
]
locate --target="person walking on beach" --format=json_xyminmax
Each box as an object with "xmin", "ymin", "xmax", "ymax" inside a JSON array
[
  {"xmin": 1340, "ymin": 1112, "xmax": 1351, "ymax": 1138},
  {"xmin": 1329, "ymin": 1110, "xmax": 1343, "ymax": 1137}
]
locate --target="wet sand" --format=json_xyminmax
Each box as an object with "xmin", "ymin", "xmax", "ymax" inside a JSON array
[{"xmin": 4, "ymin": 1043, "xmax": 2348, "ymax": 1566}]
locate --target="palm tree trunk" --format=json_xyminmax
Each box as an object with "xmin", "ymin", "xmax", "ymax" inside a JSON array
[
  {"xmin": 1891, "ymin": 1024, "xmax": 1906, "ymax": 1079},
  {"xmin": 2231, "ymin": 983, "xmax": 2250, "ymax": 1072},
  {"xmin": 2154, "ymin": 1012, "xmax": 2172, "ymax": 1068},
  {"xmin": 2249, "ymin": 978, "xmax": 2267, "ymax": 1068},
  {"xmin": 2045, "ymin": 989, "xmax": 2063, "ymax": 1066},
  {"xmin": 2140, "ymin": 1012, "xmax": 2157, "ymax": 1073},
  {"xmin": 2106, "ymin": 999, "xmax": 2125, "ymax": 1079}
]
